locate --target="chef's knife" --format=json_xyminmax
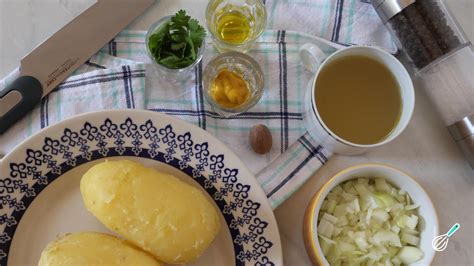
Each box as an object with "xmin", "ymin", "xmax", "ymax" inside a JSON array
[{"xmin": 0, "ymin": 0, "xmax": 154, "ymax": 134}]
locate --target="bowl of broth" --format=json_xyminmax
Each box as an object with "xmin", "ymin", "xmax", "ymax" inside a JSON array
[{"xmin": 302, "ymin": 46, "xmax": 414, "ymax": 155}]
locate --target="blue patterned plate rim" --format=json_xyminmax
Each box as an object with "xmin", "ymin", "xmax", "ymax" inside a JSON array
[{"xmin": 0, "ymin": 109, "xmax": 282, "ymax": 266}]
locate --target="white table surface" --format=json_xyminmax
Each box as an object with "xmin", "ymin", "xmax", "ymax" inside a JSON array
[{"xmin": 1, "ymin": 0, "xmax": 473, "ymax": 265}]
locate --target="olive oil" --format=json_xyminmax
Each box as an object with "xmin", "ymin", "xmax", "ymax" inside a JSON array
[
  {"xmin": 315, "ymin": 56, "xmax": 402, "ymax": 145},
  {"xmin": 216, "ymin": 11, "xmax": 252, "ymax": 44}
]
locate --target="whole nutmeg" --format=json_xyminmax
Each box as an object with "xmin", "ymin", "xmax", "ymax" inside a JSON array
[{"xmin": 249, "ymin": 124, "xmax": 272, "ymax": 155}]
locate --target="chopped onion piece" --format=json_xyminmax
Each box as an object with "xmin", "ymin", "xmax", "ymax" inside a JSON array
[
  {"xmin": 327, "ymin": 245, "xmax": 341, "ymax": 263},
  {"xmin": 361, "ymin": 194, "xmax": 378, "ymax": 210},
  {"xmin": 319, "ymin": 236, "xmax": 332, "ymax": 254},
  {"xmin": 405, "ymin": 204, "xmax": 419, "ymax": 210},
  {"xmin": 401, "ymin": 233, "xmax": 420, "ymax": 246},
  {"xmin": 355, "ymin": 231, "xmax": 366, "ymax": 238},
  {"xmin": 405, "ymin": 215, "xmax": 419, "ymax": 230},
  {"xmin": 351, "ymin": 198, "xmax": 361, "ymax": 212},
  {"xmin": 401, "ymin": 228, "xmax": 419, "ymax": 235},
  {"xmin": 354, "ymin": 183, "xmax": 369, "ymax": 195},
  {"xmin": 339, "ymin": 242, "xmax": 356, "ymax": 253},
  {"xmin": 398, "ymin": 246, "xmax": 423, "ymax": 264},
  {"xmin": 391, "ymin": 225, "xmax": 400, "ymax": 234},
  {"xmin": 349, "ymin": 216, "xmax": 358, "ymax": 226},
  {"xmin": 347, "ymin": 231, "xmax": 355, "ymax": 238},
  {"xmin": 318, "ymin": 219, "xmax": 334, "ymax": 238},
  {"xmin": 326, "ymin": 199, "xmax": 337, "ymax": 214},
  {"xmin": 373, "ymin": 209, "xmax": 390, "ymax": 223},
  {"xmin": 374, "ymin": 192, "xmax": 396, "ymax": 209},
  {"xmin": 391, "ymin": 256, "xmax": 402, "ymax": 265},
  {"xmin": 342, "ymin": 191, "xmax": 357, "ymax": 201},
  {"xmin": 333, "ymin": 185, "xmax": 343, "ymax": 194},
  {"xmin": 346, "ymin": 205, "xmax": 356, "ymax": 214},
  {"xmin": 322, "ymin": 212, "xmax": 338, "ymax": 224},
  {"xmin": 336, "ymin": 215, "xmax": 348, "ymax": 227},
  {"xmin": 319, "ymin": 235, "xmax": 336, "ymax": 245},
  {"xmin": 355, "ymin": 237, "xmax": 369, "ymax": 250},
  {"xmin": 375, "ymin": 178, "xmax": 391, "ymax": 192},
  {"xmin": 321, "ymin": 199, "xmax": 328, "ymax": 211},
  {"xmin": 327, "ymin": 192, "xmax": 338, "ymax": 201},
  {"xmin": 366, "ymin": 208, "xmax": 373, "ymax": 225},
  {"xmin": 343, "ymin": 181, "xmax": 355, "ymax": 193},
  {"xmin": 334, "ymin": 204, "xmax": 347, "ymax": 217},
  {"xmin": 373, "ymin": 230, "xmax": 402, "ymax": 247},
  {"xmin": 357, "ymin": 177, "xmax": 369, "ymax": 185}
]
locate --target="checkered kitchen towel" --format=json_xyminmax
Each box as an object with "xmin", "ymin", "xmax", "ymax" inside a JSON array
[
  {"xmin": 1, "ymin": 0, "xmax": 396, "ymax": 208},
  {"xmin": 0, "ymin": 30, "xmax": 338, "ymax": 209},
  {"xmin": 265, "ymin": 0, "xmax": 397, "ymax": 53},
  {"xmin": 116, "ymin": 30, "xmax": 339, "ymax": 208},
  {"xmin": 0, "ymin": 54, "xmax": 146, "ymax": 154}
]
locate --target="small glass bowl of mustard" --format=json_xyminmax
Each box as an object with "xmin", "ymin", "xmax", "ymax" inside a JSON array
[{"xmin": 203, "ymin": 52, "xmax": 264, "ymax": 117}]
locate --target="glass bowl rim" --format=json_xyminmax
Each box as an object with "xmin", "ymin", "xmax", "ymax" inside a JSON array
[
  {"xmin": 145, "ymin": 15, "xmax": 206, "ymax": 72},
  {"xmin": 203, "ymin": 51, "xmax": 265, "ymax": 114},
  {"xmin": 204, "ymin": 0, "xmax": 267, "ymax": 47}
]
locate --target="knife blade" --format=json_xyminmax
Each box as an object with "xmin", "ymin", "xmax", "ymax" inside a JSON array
[{"xmin": 0, "ymin": 0, "xmax": 154, "ymax": 134}]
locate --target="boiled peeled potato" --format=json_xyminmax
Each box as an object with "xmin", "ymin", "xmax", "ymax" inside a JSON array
[
  {"xmin": 38, "ymin": 232, "xmax": 161, "ymax": 266},
  {"xmin": 80, "ymin": 160, "xmax": 221, "ymax": 264}
]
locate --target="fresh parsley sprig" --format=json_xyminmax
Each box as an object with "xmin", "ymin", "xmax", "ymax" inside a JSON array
[{"xmin": 148, "ymin": 10, "xmax": 206, "ymax": 69}]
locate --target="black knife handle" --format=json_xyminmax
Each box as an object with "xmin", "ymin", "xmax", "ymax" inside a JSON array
[{"xmin": 0, "ymin": 76, "xmax": 43, "ymax": 134}]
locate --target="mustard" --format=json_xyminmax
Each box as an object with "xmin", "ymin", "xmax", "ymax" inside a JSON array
[{"xmin": 210, "ymin": 69, "xmax": 250, "ymax": 109}]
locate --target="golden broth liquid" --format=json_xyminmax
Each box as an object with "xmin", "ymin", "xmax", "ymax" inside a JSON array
[
  {"xmin": 315, "ymin": 55, "xmax": 402, "ymax": 145},
  {"xmin": 216, "ymin": 10, "xmax": 252, "ymax": 44}
]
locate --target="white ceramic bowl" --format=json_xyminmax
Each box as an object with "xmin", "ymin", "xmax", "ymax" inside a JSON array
[{"xmin": 303, "ymin": 164, "xmax": 438, "ymax": 265}]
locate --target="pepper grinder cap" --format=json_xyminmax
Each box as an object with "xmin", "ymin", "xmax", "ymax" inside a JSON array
[
  {"xmin": 448, "ymin": 114, "xmax": 474, "ymax": 169},
  {"xmin": 371, "ymin": 0, "xmax": 416, "ymax": 23}
]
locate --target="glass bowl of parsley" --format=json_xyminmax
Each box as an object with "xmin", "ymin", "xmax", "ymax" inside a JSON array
[{"xmin": 146, "ymin": 10, "xmax": 206, "ymax": 82}]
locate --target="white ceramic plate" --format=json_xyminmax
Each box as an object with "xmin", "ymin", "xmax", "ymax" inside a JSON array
[{"xmin": 0, "ymin": 110, "xmax": 282, "ymax": 266}]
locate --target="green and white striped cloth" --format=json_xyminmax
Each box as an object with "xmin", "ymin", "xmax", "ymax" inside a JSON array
[
  {"xmin": 117, "ymin": 30, "xmax": 339, "ymax": 208},
  {"xmin": 1, "ymin": 30, "xmax": 341, "ymax": 208},
  {"xmin": 0, "ymin": 54, "xmax": 146, "ymax": 152},
  {"xmin": 1, "ymin": 0, "xmax": 397, "ymax": 208},
  {"xmin": 264, "ymin": 0, "xmax": 397, "ymax": 53}
]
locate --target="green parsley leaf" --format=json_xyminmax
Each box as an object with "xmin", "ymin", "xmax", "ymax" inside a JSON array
[
  {"xmin": 148, "ymin": 10, "xmax": 205, "ymax": 69},
  {"xmin": 188, "ymin": 18, "xmax": 206, "ymax": 48}
]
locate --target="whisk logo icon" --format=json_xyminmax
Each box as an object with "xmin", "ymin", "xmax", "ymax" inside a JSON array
[{"xmin": 432, "ymin": 223, "xmax": 460, "ymax": 252}]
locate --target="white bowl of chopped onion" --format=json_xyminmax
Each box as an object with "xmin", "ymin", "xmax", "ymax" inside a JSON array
[{"xmin": 303, "ymin": 164, "xmax": 438, "ymax": 265}]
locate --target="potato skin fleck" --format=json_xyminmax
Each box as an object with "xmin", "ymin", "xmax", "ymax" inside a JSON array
[
  {"xmin": 38, "ymin": 232, "xmax": 161, "ymax": 266},
  {"xmin": 80, "ymin": 160, "xmax": 221, "ymax": 264}
]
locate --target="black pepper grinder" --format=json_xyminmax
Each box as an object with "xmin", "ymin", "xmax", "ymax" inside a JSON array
[{"xmin": 371, "ymin": 0, "xmax": 474, "ymax": 169}]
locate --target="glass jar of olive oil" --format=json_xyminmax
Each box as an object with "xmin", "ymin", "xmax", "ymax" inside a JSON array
[{"xmin": 206, "ymin": 0, "xmax": 267, "ymax": 53}]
